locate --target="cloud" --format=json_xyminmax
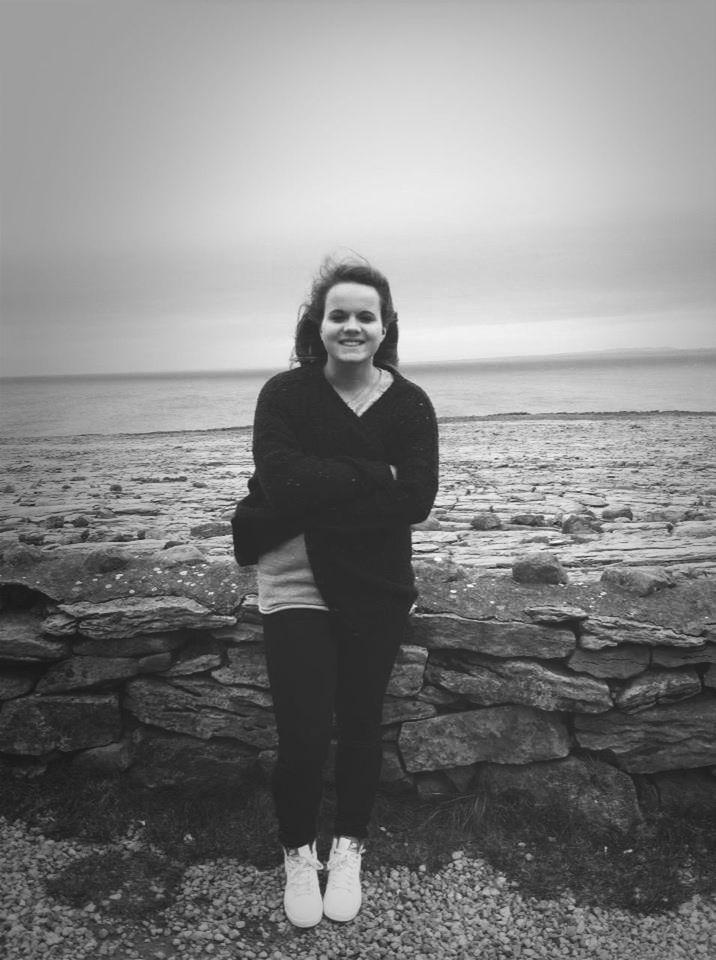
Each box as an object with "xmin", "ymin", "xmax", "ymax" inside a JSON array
[{"xmin": 1, "ymin": 0, "xmax": 714, "ymax": 375}]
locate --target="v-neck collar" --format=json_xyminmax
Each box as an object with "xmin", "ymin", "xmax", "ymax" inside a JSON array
[{"xmin": 319, "ymin": 362, "xmax": 398, "ymax": 420}]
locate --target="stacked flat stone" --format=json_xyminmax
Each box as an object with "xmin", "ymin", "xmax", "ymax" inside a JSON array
[{"xmin": 1, "ymin": 413, "xmax": 716, "ymax": 819}]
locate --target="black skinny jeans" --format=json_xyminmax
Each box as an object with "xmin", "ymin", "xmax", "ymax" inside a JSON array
[{"xmin": 262, "ymin": 608, "xmax": 404, "ymax": 849}]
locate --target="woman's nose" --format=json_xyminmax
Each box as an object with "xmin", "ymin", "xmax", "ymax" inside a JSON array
[{"xmin": 343, "ymin": 314, "xmax": 361, "ymax": 331}]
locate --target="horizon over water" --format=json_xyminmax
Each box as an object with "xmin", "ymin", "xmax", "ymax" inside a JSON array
[{"xmin": 1, "ymin": 348, "xmax": 715, "ymax": 439}]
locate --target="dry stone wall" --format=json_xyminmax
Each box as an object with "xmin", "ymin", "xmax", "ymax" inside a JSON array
[
  {"xmin": 1, "ymin": 544, "xmax": 715, "ymax": 829},
  {"xmin": 2, "ymin": 413, "xmax": 716, "ymax": 828}
]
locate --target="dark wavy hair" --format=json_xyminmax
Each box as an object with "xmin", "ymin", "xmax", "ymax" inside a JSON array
[{"xmin": 292, "ymin": 257, "xmax": 399, "ymax": 368}]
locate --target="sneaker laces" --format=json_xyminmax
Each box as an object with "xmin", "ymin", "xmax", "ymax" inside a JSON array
[
  {"xmin": 326, "ymin": 841, "xmax": 362, "ymax": 892},
  {"xmin": 285, "ymin": 847, "xmax": 323, "ymax": 896}
]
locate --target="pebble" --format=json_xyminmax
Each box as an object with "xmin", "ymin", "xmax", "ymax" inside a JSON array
[{"xmin": 1, "ymin": 817, "xmax": 714, "ymax": 960}]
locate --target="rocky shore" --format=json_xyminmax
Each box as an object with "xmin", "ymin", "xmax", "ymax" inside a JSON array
[
  {"xmin": 1, "ymin": 412, "xmax": 716, "ymax": 959},
  {"xmin": 2, "ymin": 412, "xmax": 715, "ymax": 581},
  {"xmin": 2, "ymin": 412, "xmax": 716, "ymax": 788}
]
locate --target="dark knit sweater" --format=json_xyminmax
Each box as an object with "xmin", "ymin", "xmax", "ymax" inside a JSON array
[{"xmin": 231, "ymin": 362, "xmax": 439, "ymax": 626}]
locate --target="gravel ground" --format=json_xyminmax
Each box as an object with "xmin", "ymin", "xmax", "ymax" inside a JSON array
[{"xmin": 2, "ymin": 817, "xmax": 714, "ymax": 960}]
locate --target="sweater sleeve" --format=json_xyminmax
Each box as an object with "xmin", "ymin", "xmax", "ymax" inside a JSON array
[
  {"xmin": 252, "ymin": 375, "xmax": 394, "ymax": 519},
  {"xmin": 315, "ymin": 386, "xmax": 439, "ymax": 527}
]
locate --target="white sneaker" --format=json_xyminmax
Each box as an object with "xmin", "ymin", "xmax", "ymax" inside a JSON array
[
  {"xmin": 323, "ymin": 836, "xmax": 364, "ymax": 922},
  {"xmin": 283, "ymin": 842, "xmax": 323, "ymax": 928}
]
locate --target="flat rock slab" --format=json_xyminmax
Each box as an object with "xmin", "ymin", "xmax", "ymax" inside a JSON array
[
  {"xmin": 381, "ymin": 696, "xmax": 437, "ymax": 725},
  {"xmin": 36, "ymin": 656, "xmax": 139, "ymax": 693},
  {"xmin": 413, "ymin": 565, "xmax": 716, "ymax": 637},
  {"xmin": 0, "ymin": 550, "xmax": 255, "ymax": 615},
  {"xmin": 210, "ymin": 645, "xmax": 270, "ymax": 687},
  {"xmin": 478, "ymin": 756, "xmax": 642, "ymax": 834},
  {"xmin": 579, "ymin": 616, "xmax": 706, "ymax": 650},
  {"xmin": 574, "ymin": 695, "xmax": 716, "ymax": 772},
  {"xmin": 45, "ymin": 596, "xmax": 235, "ymax": 640},
  {"xmin": 125, "ymin": 676, "xmax": 277, "ymax": 748},
  {"xmin": 651, "ymin": 644, "xmax": 716, "ymax": 668},
  {"xmin": 0, "ymin": 668, "xmax": 39, "ymax": 700},
  {"xmin": 0, "ymin": 693, "xmax": 121, "ymax": 754},
  {"xmin": 71, "ymin": 632, "xmax": 187, "ymax": 658},
  {"xmin": 567, "ymin": 644, "xmax": 650, "ymax": 679},
  {"xmin": 0, "ymin": 612, "xmax": 69, "ymax": 661},
  {"xmin": 410, "ymin": 613, "xmax": 576, "ymax": 658},
  {"xmin": 170, "ymin": 676, "xmax": 273, "ymax": 711},
  {"xmin": 130, "ymin": 728, "xmax": 256, "ymax": 788},
  {"xmin": 614, "ymin": 668, "xmax": 702, "ymax": 711},
  {"xmin": 426, "ymin": 656, "xmax": 613, "ymax": 713},
  {"xmin": 399, "ymin": 705, "xmax": 570, "ymax": 772},
  {"xmin": 387, "ymin": 645, "xmax": 429, "ymax": 697}
]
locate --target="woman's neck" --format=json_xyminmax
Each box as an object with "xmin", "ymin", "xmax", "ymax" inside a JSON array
[{"xmin": 323, "ymin": 358, "xmax": 378, "ymax": 392}]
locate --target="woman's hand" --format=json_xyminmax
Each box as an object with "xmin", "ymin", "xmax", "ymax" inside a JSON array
[
  {"xmin": 314, "ymin": 396, "xmax": 439, "ymax": 528},
  {"xmin": 252, "ymin": 378, "xmax": 394, "ymax": 519}
]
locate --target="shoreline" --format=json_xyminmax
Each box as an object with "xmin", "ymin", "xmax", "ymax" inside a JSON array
[
  {"xmin": 2, "ymin": 408, "xmax": 716, "ymax": 444},
  {"xmin": 1, "ymin": 412, "xmax": 715, "ymax": 586}
]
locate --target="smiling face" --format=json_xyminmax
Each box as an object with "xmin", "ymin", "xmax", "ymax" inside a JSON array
[{"xmin": 319, "ymin": 282, "xmax": 386, "ymax": 370}]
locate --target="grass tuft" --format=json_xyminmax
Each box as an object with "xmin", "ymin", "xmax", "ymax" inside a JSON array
[
  {"xmin": 2, "ymin": 765, "xmax": 715, "ymax": 915},
  {"xmin": 46, "ymin": 849, "xmax": 185, "ymax": 918},
  {"xmin": 461, "ymin": 790, "xmax": 716, "ymax": 913}
]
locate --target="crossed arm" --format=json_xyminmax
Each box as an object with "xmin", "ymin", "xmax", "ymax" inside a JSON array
[{"xmin": 252, "ymin": 384, "xmax": 439, "ymax": 528}]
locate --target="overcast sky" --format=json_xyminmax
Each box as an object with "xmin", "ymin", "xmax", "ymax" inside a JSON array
[{"xmin": 1, "ymin": 0, "xmax": 715, "ymax": 376}]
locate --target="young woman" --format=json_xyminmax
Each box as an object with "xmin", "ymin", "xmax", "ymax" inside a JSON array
[{"xmin": 232, "ymin": 257, "xmax": 439, "ymax": 927}]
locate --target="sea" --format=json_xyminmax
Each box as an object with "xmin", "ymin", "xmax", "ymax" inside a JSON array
[{"xmin": 1, "ymin": 351, "xmax": 715, "ymax": 440}]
